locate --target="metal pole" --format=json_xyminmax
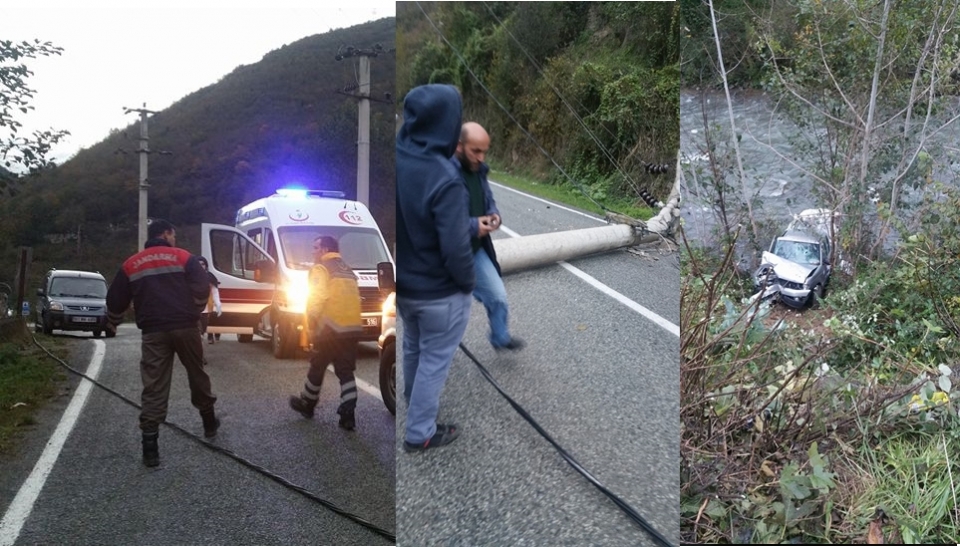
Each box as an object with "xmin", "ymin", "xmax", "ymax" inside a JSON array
[
  {"xmin": 138, "ymin": 105, "xmax": 149, "ymax": 250},
  {"xmin": 357, "ymin": 55, "xmax": 371, "ymax": 207}
]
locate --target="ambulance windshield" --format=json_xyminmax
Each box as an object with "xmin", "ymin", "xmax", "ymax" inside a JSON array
[{"xmin": 278, "ymin": 226, "xmax": 390, "ymax": 270}]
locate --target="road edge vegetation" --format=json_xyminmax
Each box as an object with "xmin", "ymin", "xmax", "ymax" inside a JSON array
[
  {"xmin": 0, "ymin": 320, "xmax": 68, "ymax": 455},
  {"xmin": 681, "ymin": 195, "xmax": 960, "ymax": 543}
]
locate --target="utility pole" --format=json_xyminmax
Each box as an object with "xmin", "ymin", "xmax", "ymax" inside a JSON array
[
  {"xmin": 357, "ymin": 54, "xmax": 370, "ymax": 208},
  {"xmin": 123, "ymin": 103, "xmax": 157, "ymax": 250},
  {"xmin": 122, "ymin": 104, "xmax": 171, "ymax": 250},
  {"xmin": 336, "ymin": 43, "xmax": 389, "ymax": 208}
]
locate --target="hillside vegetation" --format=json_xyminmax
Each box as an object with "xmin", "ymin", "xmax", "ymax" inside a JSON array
[
  {"xmin": 397, "ymin": 2, "xmax": 680, "ymax": 209},
  {"xmin": 680, "ymin": 1, "xmax": 960, "ymax": 543},
  {"xmin": 0, "ymin": 17, "xmax": 395, "ymax": 291}
]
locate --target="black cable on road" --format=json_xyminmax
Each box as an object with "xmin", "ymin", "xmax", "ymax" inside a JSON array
[
  {"xmin": 458, "ymin": 342, "xmax": 676, "ymax": 547},
  {"xmin": 32, "ymin": 336, "xmax": 396, "ymax": 543}
]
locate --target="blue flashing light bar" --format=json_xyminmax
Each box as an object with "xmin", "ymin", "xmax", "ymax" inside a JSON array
[
  {"xmin": 276, "ymin": 188, "xmax": 308, "ymax": 199},
  {"xmin": 275, "ymin": 188, "xmax": 346, "ymax": 200}
]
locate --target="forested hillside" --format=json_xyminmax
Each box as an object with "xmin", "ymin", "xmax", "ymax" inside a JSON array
[
  {"xmin": 0, "ymin": 17, "xmax": 395, "ymax": 287},
  {"xmin": 397, "ymin": 2, "xmax": 680, "ymax": 206}
]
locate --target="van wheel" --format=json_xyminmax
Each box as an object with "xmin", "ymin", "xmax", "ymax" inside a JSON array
[
  {"xmin": 379, "ymin": 340, "xmax": 396, "ymax": 416},
  {"xmin": 42, "ymin": 314, "xmax": 53, "ymax": 335},
  {"xmin": 272, "ymin": 319, "xmax": 297, "ymax": 359},
  {"xmin": 93, "ymin": 330, "xmax": 102, "ymax": 338},
  {"xmin": 238, "ymin": 334, "xmax": 253, "ymax": 343}
]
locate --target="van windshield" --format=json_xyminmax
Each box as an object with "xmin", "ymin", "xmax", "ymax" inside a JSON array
[
  {"xmin": 278, "ymin": 226, "xmax": 390, "ymax": 270},
  {"xmin": 772, "ymin": 239, "xmax": 821, "ymax": 266},
  {"xmin": 50, "ymin": 277, "xmax": 107, "ymax": 298}
]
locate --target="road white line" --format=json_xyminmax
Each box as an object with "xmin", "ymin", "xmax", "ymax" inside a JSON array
[
  {"xmin": 0, "ymin": 339, "xmax": 105, "ymax": 546},
  {"xmin": 489, "ymin": 180, "xmax": 605, "ymax": 223},
  {"xmin": 325, "ymin": 365, "xmax": 381, "ymax": 398},
  {"xmin": 557, "ymin": 263, "xmax": 680, "ymax": 337},
  {"xmin": 499, "ymin": 225, "xmax": 680, "ymax": 338}
]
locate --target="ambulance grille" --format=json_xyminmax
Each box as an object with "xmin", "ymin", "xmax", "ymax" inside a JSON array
[{"xmin": 359, "ymin": 288, "xmax": 384, "ymax": 313}]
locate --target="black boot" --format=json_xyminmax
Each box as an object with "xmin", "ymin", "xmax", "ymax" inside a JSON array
[
  {"xmin": 338, "ymin": 406, "xmax": 356, "ymax": 431},
  {"xmin": 289, "ymin": 395, "xmax": 317, "ymax": 419},
  {"xmin": 201, "ymin": 408, "xmax": 220, "ymax": 438},
  {"xmin": 142, "ymin": 432, "xmax": 159, "ymax": 467}
]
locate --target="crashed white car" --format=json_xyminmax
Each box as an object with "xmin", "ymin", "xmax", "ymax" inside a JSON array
[{"xmin": 754, "ymin": 209, "xmax": 838, "ymax": 309}]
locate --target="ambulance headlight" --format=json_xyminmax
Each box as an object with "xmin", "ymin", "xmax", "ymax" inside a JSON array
[
  {"xmin": 284, "ymin": 279, "xmax": 310, "ymax": 310},
  {"xmin": 382, "ymin": 292, "xmax": 395, "ymax": 317}
]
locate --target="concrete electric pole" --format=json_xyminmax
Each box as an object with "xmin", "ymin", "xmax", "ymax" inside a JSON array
[
  {"xmin": 123, "ymin": 103, "xmax": 156, "ymax": 250},
  {"xmin": 336, "ymin": 43, "xmax": 389, "ymax": 208},
  {"xmin": 122, "ymin": 104, "xmax": 171, "ymax": 250}
]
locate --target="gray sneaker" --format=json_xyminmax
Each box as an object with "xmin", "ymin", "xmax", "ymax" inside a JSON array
[
  {"xmin": 403, "ymin": 424, "xmax": 460, "ymax": 453},
  {"xmin": 494, "ymin": 336, "xmax": 526, "ymax": 351}
]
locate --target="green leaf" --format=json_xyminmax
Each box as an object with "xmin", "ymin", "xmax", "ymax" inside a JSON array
[
  {"xmin": 784, "ymin": 499, "xmax": 818, "ymax": 525},
  {"xmin": 704, "ymin": 498, "xmax": 728, "ymax": 520},
  {"xmin": 780, "ymin": 463, "xmax": 813, "ymax": 500},
  {"xmin": 939, "ymin": 375, "xmax": 952, "ymax": 393}
]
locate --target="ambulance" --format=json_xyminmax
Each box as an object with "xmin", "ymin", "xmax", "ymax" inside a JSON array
[{"xmin": 201, "ymin": 188, "xmax": 394, "ymax": 359}]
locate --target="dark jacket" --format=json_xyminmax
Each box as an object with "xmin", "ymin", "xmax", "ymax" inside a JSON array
[
  {"xmin": 106, "ymin": 238, "xmax": 210, "ymax": 334},
  {"xmin": 451, "ymin": 155, "xmax": 503, "ymax": 277},
  {"xmin": 396, "ymin": 84, "xmax": 475, "ymax": 299}
]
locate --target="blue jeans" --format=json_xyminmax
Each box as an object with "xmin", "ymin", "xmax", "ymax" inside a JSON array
[
  {"xmin": 473, "ymin": 248, "xmax": 511, "ymax": 347},
  {"xmin": 398, "ymin": 291, "xmax": 472, "ymax": 444}
]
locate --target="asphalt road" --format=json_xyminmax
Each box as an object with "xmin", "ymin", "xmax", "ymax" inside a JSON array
[
  {"xmin": 395, "ymin": 181, "xmax": 681, "ymax": 546},
  {"xmin": 0, "ymin": 327, "xmax": 395, "ymax": 545}
]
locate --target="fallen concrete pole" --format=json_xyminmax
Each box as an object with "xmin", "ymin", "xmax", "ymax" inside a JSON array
[
  {"xmin": 494, "ymin": 156, "xmax": 681, "ymax": 275},
  {"xmin": 645, "ymin": 159, "xmax": 682, "ymax": 238},
  {"xmin": 494, "ymin": 224, "xmax": 640, "ymax": 274}
]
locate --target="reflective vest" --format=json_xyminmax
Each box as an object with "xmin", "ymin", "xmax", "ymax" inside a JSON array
[{"xmin": 307, "ymin": 252, "xmax": 362, "ymax": 335}]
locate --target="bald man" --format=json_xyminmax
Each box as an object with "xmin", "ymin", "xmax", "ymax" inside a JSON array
[{"xmin": 452, "ymin": 122, "xmax": 525, "ymax": 351}]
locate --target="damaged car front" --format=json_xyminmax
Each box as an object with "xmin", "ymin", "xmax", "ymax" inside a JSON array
[{"xmin": 753, "ymin": 231, "xmax": 831, "ymax": 309}]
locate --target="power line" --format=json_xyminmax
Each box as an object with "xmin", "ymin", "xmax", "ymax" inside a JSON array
[
  {"xmin": 414, "ymin": 1, "xmax": 623, "ymax": 218},
  {"xmin": 479, "ymin": 1, "xmax": 649, "ymax": 197}
]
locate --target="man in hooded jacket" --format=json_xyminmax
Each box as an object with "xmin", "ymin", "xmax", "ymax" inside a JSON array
[{"xmin": 396, "ymin": 84, "xmax": 475, "ymax": 452}]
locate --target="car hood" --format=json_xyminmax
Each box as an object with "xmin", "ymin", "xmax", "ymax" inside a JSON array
[
  {"xmin": 761, "ymin": 251, "xmax": 815, "ymax": 284},
  {"xmin": 50, "ymin": 296, "xmax": 107, "ymax": 309}
]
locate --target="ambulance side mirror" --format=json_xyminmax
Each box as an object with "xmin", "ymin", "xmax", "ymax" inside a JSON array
[{"xmin": 377, "ymin": 262, "xmax": 395, "ymax": 292}]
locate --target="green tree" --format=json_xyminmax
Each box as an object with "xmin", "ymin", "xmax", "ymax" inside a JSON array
[
  {"xmin": 0, "ymin": 39, "xmax": 70, "ymax": 194},
  {"xmin": 755, "ymin": 0, "xmax": 960, "ymax": 268}
]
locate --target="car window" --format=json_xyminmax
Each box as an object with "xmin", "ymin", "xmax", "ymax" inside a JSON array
[{"xmin": 49, "ymin": 277, "xmax": 107, "ymax": 298}]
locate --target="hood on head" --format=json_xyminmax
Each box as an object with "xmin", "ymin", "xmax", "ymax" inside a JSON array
[{"xmin": 397, "ymin": 84, "xmax": 462, "ymax": 159}]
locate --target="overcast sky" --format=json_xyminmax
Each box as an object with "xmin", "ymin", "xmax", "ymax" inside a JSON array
[{"xmin": 2, "ymin": 0, "xmax": 395, "ymax": 168}]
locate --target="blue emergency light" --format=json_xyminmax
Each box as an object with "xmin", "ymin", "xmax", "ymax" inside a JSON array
[{"xmin": 275, "ymin": 188, "xmax": 346, "ymax": 200}]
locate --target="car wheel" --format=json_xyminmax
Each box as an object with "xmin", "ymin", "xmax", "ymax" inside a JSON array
[
  {"xmin": 810, "ymin": 284, "xmax": 824, "ymax": 309},
  {"xmin": 272, "ymin": 319, "xmax": 297, "ymax": 359},
  {"xmin": 238, "ymin": 334, "xmax": 253, "ymax": 343},
  {"xmin": 42, "ymin": 313, "xmax": 53, "ymax": 335},
  {"xmin": 379, "ymin": 340, "xmax": 396, "ymax": 416}
]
